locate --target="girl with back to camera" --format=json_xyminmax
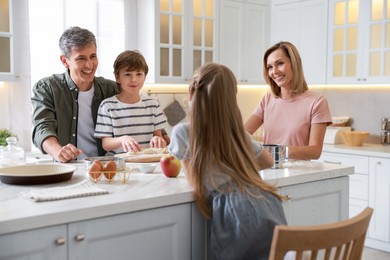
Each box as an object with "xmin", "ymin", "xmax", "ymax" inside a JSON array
[
  {"xmin": 168, "ymin": 63, "xmax": 287, "ymax": 260},
  {"xmin": 245, "ymin": 41, "xmax": 332, "ymax": 161}
]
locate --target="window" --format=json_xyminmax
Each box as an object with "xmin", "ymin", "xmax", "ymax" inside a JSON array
[{"xmin": 28, "ymin": 0, "xmax": 126, "ymax": 86}]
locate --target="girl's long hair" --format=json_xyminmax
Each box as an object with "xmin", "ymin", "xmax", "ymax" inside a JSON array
[{"xmin": 187, "ymin": 63, "xmax": 285, "ymax": 219}]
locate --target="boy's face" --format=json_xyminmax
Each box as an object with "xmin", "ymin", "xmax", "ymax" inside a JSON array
[{"xmin": 116, "ymin": 68, "xmax": 146, "ymax": 94}]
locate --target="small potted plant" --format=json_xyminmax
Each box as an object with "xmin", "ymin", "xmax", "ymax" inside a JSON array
[{"xmin": 0, "ymin": 129, "xmax": 16, "ymax": 146}]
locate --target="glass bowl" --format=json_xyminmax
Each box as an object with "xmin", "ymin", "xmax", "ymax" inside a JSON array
[{"xmin": 84, "ymin": 156, "xmax": 130, "ymax": 183}]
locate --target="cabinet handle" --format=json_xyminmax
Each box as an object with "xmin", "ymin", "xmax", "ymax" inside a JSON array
[
  {"xmin": 55, "ymin": 237, "xmax": 66, "ymax": 246},
  {"xmin": 377, "ymin": 161, "xmax": 382, "ymax": 165},
  {"xmin": 323, "ymin": 160, "xmax": 342, "ymax": 164},
  {"xmin": 285, "ymin": 194, "xmax": 292, "ymax": 200},
  {"xmin": 75, "ymin": 234, "xmax": 85, "ymax": 242}
]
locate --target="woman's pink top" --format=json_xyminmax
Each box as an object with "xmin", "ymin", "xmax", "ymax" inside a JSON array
[{"xmin": 253, "ymin": 90, "xmax": 332, "ymax": 146}]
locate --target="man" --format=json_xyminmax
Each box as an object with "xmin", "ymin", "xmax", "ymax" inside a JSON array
[{"xmin": 31, "ymin": 26, "xmax": 119, "ymax": 162}]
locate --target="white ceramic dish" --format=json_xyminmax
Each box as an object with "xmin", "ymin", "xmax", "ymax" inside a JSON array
[{"xmin": 127, "ymin": 163, "xmax": 157, "ymax": 173}]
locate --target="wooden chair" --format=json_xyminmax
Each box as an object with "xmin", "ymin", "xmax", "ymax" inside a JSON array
[{"xmin": 269, "ymin": 207, "xmax": 374, "ymax": 260}]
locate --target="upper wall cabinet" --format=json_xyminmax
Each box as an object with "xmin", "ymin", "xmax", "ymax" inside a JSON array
[
  {"xmin": 271, "ymin": 0, "xmax": 328, "ymax": 84},
  {"xmin": 219, "ymin": 0, "xmax": 270, "ymax": 84},
  {"xmin": 137, "ymin": 0, "xmax": 218, "ymax": 84},
  {"xmin": 0, "ymin": 0, "xmax": 15, "ymax": 81},
  {"xmin": 328, "ymin": 0, "xmax": 390, "ymax": 84}
]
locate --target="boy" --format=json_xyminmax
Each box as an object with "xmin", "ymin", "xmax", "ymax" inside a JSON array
[{"xmin": 94, "ymin": 50, "xmax": 168, "ymax": 154}]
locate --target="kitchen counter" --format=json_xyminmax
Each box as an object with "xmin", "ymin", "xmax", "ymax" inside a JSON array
[
  {"xmin": 323, "ymin": 143, "xmax": 390, "ymax": 158},
  {"xmin": 0, "ymin": 160, "xmax": 353, "ymax": 236}
]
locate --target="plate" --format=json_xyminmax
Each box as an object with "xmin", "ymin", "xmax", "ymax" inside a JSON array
[{"xmin": 0, "ymin": 164, "xmax": 76, "ymax": 185}]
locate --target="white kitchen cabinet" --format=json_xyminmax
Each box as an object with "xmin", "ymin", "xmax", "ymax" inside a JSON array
[
  {"xmin": 280, "ymin": 176, "xmax": 349, "ymax": 226},
  {"xmin": 318, "ymin": 150, "xmax": 390, "ymax": 252},
  {"xmin": 137, "ymin": 0, "xmax": 218, "ymax": 84},
  {"xmin": 0, "ymin": 225, "xmax": 67, "ymax": 260},
  {"xmin": 68, "ymin": 203, "xmax": 191, "ymax": 260},
  {"xmin": 219, "ymin": 0, "xmax": 269, "ymax": 84},
  {"xmin": 270, "ymin": 0, "xmax": 328, "ymax": 84},
  {"xmin": 327, "ymin": 0, "xmax": 390, "ymax": 84},
  {"xmin": 368, "ymin": 157, "xmax": 390, "ymax": 251},
  {"xmin": 319, "ymin": 152, "xmax": 369, "ymax": 218},
  {"xmin": 0, "ymin": 203, "xmax": 203, "ymax": 260}
]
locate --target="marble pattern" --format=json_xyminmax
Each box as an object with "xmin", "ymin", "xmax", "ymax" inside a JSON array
[{"xmin": 0, "ymin": 161, "xmax": 353, "ymax": 235}]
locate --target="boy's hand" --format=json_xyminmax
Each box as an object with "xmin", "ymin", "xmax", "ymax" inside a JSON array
[{"xmin": 150, "ymin": 136, "xmax": 167, "ymax": 148}]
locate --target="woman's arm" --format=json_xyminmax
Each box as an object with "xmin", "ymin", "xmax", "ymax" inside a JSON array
[
  {"xmin": 244, "ymin": 114, "xmax": 263, "ymax": 135},
  {"xmin": 287, "ymin": 123, "xmax": 328, "ymax": 160}
]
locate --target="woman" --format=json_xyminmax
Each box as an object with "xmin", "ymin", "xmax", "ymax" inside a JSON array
[
  {"xmin": 168, "ymin": 63, "xmax": 287, "ymax": 260},
  {"xmin": 245, "ymin": 41, "xmax": 332, "ymax": 160}
]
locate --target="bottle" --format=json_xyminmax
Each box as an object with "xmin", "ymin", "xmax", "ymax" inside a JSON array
[{"xmin": 0, "ymin": 137, "xmax": 26, "ymax": 167}]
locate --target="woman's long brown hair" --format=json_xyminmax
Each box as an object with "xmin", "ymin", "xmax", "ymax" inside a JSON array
[{"xmin": 187, "ymin": 63, "xmax": 285, "ymax": 219}]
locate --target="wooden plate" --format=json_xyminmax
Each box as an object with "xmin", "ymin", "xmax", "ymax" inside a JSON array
[{"xmin": 0, "ymin": 164, "xmax": 76, "ymax": 185}]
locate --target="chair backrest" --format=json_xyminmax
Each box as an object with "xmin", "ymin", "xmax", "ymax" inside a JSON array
[{"xmin": 269, "ymin": 207, "xmax": 374, "ymax": 260}]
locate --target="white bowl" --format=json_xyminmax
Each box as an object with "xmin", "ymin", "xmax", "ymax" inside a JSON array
[{"xmin": 138, "ymin": 163, "xmax": 157, "ymax": 173}]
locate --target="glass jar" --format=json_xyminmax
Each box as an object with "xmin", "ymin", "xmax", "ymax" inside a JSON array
[{"xmin": 0, "ymin": 137, "xmax": 26, "ymax": 167}]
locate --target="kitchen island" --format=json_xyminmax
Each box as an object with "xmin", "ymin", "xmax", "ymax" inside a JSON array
[{"xmin": 0, "ymin": 161, "xmax": 353, "ymax": 260}]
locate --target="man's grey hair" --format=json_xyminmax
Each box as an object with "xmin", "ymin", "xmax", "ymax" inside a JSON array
[{"xmin": 59, "ymin": 26, "xmax": 96, "ymax": 58}]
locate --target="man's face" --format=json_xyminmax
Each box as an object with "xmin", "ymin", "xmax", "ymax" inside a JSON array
[{"xmin": 60, "ymin": 43, "xmax": 98, "ymax": 90}]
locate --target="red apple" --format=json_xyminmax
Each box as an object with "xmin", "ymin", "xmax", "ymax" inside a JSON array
[{"xmin": 160, "ymin": 154, "xmax": 181, "ymax": 177}]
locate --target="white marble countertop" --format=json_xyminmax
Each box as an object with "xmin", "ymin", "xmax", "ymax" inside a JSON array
[
  {"xmin": 323, "ymin": 143, "xmax": 390, "ymax": 158},
  {"xmin": 0, "ymin": 160, "xmax": 353, "ymax": 235}
]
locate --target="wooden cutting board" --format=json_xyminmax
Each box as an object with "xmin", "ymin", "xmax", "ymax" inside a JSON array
[
  {"xmin": 115, "ymin": 148, "xmax": 168, "ymax": 162},
  {"xmin": 115, "ymin": 153, "xmax": 164, "ymax": 163}
]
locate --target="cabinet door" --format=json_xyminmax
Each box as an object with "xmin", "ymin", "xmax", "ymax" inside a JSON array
[
  {"xmin": 271, "ymin": 0, "xmax": 328, "ymax": 84},
  {"xmin": 0, "ymin": 225, "xmax": 67, "ymax": 260},
  {"xmin": 139, "ymin": 0, "xmax": 216, "ymax": 84},
  {"xmin": 368, "ymin": 157, "xmax": 390, "ymax": 243},
  {"xmin": 280, "ymin": 176, "xmax": 349, "ymax": 226},
  {"xmin": 68, "ymin": 204, "xmax": 191, "ymax": 260},
  {"xmin": 328, "ymin": 0, "xmax": 390, "ymax": 84},
  {"xmin": 0, "ymin": 0, "xmax": 14, "ymax": 80},
  {"xmin": 219, "ymin": 0, "xmax": 269, "ymax": 84}
]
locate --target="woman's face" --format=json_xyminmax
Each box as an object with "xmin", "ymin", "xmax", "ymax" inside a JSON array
[{"xmin": 266, "ymin": 48, "xmax": 293, "ymax": 89}]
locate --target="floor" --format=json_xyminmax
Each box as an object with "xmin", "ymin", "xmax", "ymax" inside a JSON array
[{"xmin": 362, "ymin": 247, "xmax": 390, "ymax": 259}]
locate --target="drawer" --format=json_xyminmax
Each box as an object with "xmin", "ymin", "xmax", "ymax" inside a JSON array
[
  {"xmin": 349, "ymin": 173, "xmax": 368, "ymax": 200},
  {"xmin": 320, "ymin": 152, "xmax": 369, "ymax": 174}
]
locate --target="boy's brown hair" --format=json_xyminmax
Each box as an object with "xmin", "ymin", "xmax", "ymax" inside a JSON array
[{"xmin": 113, "ymin": 50, "xmax": 149, "ymax": 78}]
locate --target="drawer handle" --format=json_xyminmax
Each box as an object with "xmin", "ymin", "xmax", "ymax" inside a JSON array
[
  {"xmin": 285, "ymin": 194, "xmax": 292, "ymax": 200},
  {"xmin": 75, "ymin": 234, "xmax": 85, "ymax": 242},
  {"xmin": 55, "ymin": 237, "xmax": 66, "ymax": 246},
  {"xmin": 324, "ymin": 160, "xmax": 342, "ymax": 164}
]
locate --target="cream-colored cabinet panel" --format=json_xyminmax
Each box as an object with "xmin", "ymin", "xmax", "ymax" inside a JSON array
[
  {"xmin": 328, "ymin": 0, "xmax": 390, "ymax": 84},
  {"xmin": 280, "ymin": 176, "xmax": 349, "ymax": 226},
  {"xmin": 271, "ymin": 0, "xmax": 328, "ymax": 84},
  {"xmin": 367, "ymin": 157, "xmax": 390, "ymax": 252},
  {"xmin": 219, "ymin": 0, "xmax": 269, "ymax": 84},
  {"xmin": 0, "ymin": 225, "xmax": 67, "ymax": 260},
  {"xmin": 137, "ymin": 0, "xmax": 217, "ymax": 84}
]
